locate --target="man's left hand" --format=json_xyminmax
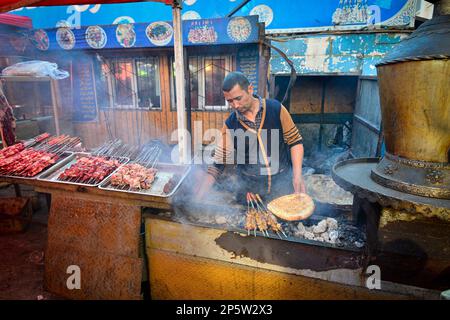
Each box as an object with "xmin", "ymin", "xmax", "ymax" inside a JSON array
[{"xmin": 293, "ymin": 174, "xmax": 306, "ymax": 194}]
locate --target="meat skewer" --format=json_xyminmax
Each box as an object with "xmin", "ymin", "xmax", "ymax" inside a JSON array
[
  {"xmin": 249, "ymin": 193, "xmax": 282, "ymax": 239},
  {"xmin": 254, "ymin": 193, "xmax": 287, "ymax": 238},
  {"xmin": 250, "ymin": 194, "xmax": 270, "ymax": 237},
  {"xmin": 58, "ymin": 156, "xmax": 122, "ymax": 185},
  {"xmin": 245, "ymin": 193, "xmax": 256, "ymax": 236}
]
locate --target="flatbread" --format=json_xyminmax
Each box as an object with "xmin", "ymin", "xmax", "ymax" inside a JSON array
[{"xmin": 267, "ymin": 193, "xmax": 315, "ymax": 221}]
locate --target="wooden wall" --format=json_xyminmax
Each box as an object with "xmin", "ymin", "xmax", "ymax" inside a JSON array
[
  {"xmin": 289, "ymin": 76, "xmax": 357, "ymax": 114},
  {"xmin": 351, "ymin": 77, "xmax": 382, "ymax": 158},
  {"xmin": 69, "ymin": 55, "xmax": 231, "ymax": 149}
]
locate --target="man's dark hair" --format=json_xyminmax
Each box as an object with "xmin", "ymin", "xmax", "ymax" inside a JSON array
[{"xmin": 222, "ymin": 72, "xmax": 250, "ymax": 92}]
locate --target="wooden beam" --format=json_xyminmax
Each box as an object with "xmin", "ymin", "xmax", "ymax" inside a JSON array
[
  {"xmin": 172, "ymin": 5, "xmax": 189, "ymax": 164},
  {"xmin": 50, "ymin": 79, "xmax": 61, "ymax": 135}
]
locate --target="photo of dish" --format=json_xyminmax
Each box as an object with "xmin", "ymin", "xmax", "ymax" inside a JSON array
[
  {"xmin": 33, "ymin": 29, "xmax": 49, "ymax": 51},
  {"xmin": 250, "ymin": 4, "xmax": 274, "ymax": 26},
  {"xmin": 113, "ymin": 16, "xmax": 135, "ymax": 25},
  {"xmin": 146, "ymin": 21, "xmax": 173, "ymax": 46},
  {"xmin": 56, "ymin": 27, "xmax": 76, "ymax": 50},
  {"xmin": 85, "ymin": 26, "xmax": 107, "ymax": 49},
  {"xmin": 227, "ymin": 17, "xmax": 252, "ymax": 43},
  {"xmin": 183, "ymin": 0, "xmax": 197, "ymax": 5},
  {"xmin": 182, "ymin": 10, "xmax": 201, "ymax": 20},
  {"xmin": 116, "ymin": 23, "xmax": 136, "ymax": 48}
]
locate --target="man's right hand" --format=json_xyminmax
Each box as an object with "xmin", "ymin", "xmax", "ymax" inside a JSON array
[{"xmin": 195, "ymin": 172, "xmax": 216, "ymax": 202}]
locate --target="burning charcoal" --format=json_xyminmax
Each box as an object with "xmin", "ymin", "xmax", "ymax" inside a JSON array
[
  {"xmin": 313, "ymin": 220, "xmax": 328, "ymax": 234},
  {"xmin": 304, "ymin": 231, "xmax": 315, "ymax": 240},
  {"xmin": 321, "ymin": 231, "xmax": 329, "ymax": 242},
  {"xmin": 326, "ymin": 218, "xmax": 338, "ymax": 231},
  {"xmin": 297, "ymin": 222, "xmax": 305, "ymax": 231},
  {"xmin": 295, "ymin": 222, "xmax": 306, "ymax": 237},
  {"xmin": 329, "ymin": 230, "xmax": 339, "ymax": 243}
]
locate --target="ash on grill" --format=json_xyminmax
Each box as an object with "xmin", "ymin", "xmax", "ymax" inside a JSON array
[{"xmin": 293, "ymin": 218, "xmax": 364, "ymax": 247}]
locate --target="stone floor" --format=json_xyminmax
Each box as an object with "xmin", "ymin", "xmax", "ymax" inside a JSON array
[{"xmin": 0, "ymin": 184, "xmax": 63, "ymax": 300}]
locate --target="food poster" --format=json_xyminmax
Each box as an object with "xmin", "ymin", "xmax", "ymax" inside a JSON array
[{"xmin": 30, "ymin": 16, "xmax": 260, "ymax": 51}]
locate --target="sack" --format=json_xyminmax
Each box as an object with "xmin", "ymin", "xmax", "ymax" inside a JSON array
[{"xmin": 2, "ymin": 60, "xmax": 69, "ymax": 79}]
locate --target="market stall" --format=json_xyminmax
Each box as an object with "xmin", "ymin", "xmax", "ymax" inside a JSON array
[
  {"xmin": 0, "ymin": 132, "xmax": 442, "ymax": 300},
  {"xmin": 0, "ymin": 0, "xmax": 448, "ymax": 302},
  {"xmin": 0, "ymin": 135, "xmax": 190, "ymax": 299}
]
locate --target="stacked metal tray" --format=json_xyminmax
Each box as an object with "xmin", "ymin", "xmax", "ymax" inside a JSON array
[
  {"xmin": 38, "ymin": 152, "xmax": 129, "ymax": 187},
  {"xmin": 99, "ymin": 162, "xmax": 190, "ymax": 198}
]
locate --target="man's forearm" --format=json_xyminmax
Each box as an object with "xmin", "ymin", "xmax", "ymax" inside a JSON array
[
  {"xmin": 290, "ymin": 144, "xmax": 305, "ymax": 193},
  {"xmin": 290, "ymin": 144, "xmax": 304, "ymax": 177}
]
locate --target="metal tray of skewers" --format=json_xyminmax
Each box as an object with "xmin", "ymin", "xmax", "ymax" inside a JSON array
[
  {"xmin": 98, "ymin": 162, "xmax": 190, "ymax": 198},
  {"xmin": 98, "ymin": 142, "xmax": 190, "ymax": 199},
  {"xmin": 38, "ymin": 152, "xmax": 129, "ymax": 187},
  {"xmin": 0, "ymin": 133, "xmax": 79, "ymax": 180}
]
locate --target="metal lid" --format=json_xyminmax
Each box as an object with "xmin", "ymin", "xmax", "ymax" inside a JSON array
[{"xmin": 377, "ymin": 15, "xmax": 450, "ymax": 66}]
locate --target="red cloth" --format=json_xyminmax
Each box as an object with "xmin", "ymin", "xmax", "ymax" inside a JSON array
[{"xmin": 0, "ymin": 13, "xmax": 32, "ymax": 28}]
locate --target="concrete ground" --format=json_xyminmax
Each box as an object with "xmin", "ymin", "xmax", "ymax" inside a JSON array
[{"xmin": 0, "ymin": 184, "xmax": 63, "ymax": 300}]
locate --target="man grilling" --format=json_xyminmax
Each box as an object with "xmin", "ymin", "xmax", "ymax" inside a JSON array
[{"xmin": 197, "ymin": 72, "xmax": 305, "ymax": 204}]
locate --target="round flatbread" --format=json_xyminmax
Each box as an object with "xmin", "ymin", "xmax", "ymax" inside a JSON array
[{"xmin": 267, "ymin": 193, "xmax": 315, "ymax": 221}]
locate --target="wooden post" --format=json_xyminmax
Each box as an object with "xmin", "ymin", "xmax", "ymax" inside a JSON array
[
  {"xmin": 172, "ymin": 2, "xmax": 189, "ymax": 164},
  {"xmin": 50, "ymin": 79, "xmax": 61, "ymax": 135}
]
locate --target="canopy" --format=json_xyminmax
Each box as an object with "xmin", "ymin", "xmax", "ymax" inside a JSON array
[
  {"xmin": 0, "ymin": 0, "xmax": 173, "ymax": 12},
  {"xmin": 0, "ymin": 12, "xmax": 31, "ymax": 28}
]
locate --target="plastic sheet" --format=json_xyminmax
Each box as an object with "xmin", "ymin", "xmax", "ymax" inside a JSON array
[{"xmin": 2, "ymin": 60, "xmax": 69, "ymax": 79}]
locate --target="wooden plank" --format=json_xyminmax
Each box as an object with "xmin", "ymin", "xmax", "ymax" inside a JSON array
[
  {"xmin": 290, "ymin": 77, "xmax": 323, "ymax": 114},
  {"xmin": 160, "ymin": 110, "xmax": 168, "ymax": 143},
  {"xmin": 325, "ymin": 77, "xmax": 357, "ymax": 113},
  {"xmin": 216, "ymin": 111, "xmax": 224, "ymax": 131},
  {"xmin": 50, "ymin": 80, "xmax": 61, "ymax": 135},
  {"xmin": 172, "ymin": 111, "xmax": 178, "ymax": 144},
  {"xmin": 148, "ymin": 111, "xmax": 155, "ymax": 142},
  {"xmin": 209, "ymin": 111, "xmax": 216, "ymax": 134},
  {"xmin": 155, "ymin": 111, "xmax": 162, "ymax": 141},
  {"xmin": 123, "ymin": 111, "xmax": 131, "ymax": 145}
]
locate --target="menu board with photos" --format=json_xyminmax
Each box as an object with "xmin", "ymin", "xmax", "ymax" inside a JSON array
[{"xmin": 72, "ymin": 58, "xmax": 98, "ymax": 122}]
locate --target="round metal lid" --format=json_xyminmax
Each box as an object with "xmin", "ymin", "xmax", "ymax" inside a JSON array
[{"xmin": 377, "ymin": 15, "xmax": 450, "ymax": 66}]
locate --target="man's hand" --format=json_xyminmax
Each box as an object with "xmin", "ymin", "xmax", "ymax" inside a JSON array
[
  {"xmin": 290, "ymin": 144, "xmax": 305, "ymax": 194},
  {"xmin": 195, "ymin": 171, "xmax": 216, "ymax": 202},
  {"xmin": 293, "ymin": 173, "xmax": 306, "ymax": 194}
]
